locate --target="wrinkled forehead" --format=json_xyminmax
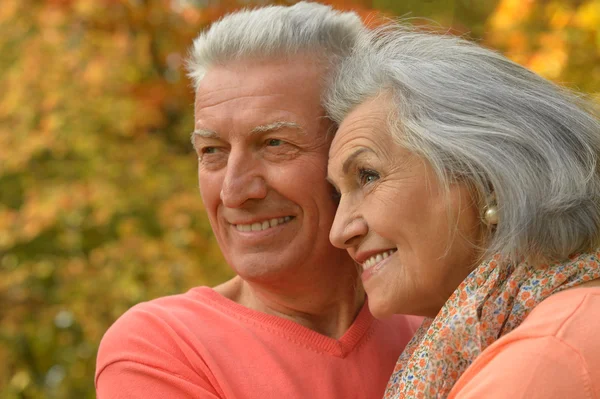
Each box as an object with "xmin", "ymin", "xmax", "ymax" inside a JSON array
[
  {"xmin": 194, "ymin": 56, "xmax": 327, "ymax": 106},
  {"xmin": 193, "ymin": 57, "xmax": 331, "ymax": 138},
  {"xmin": 330, "ymin": 96, "xmax": 394, "ymax": 152}
]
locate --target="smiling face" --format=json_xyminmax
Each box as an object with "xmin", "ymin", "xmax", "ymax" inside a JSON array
[
  {"xmin": 192, "ymin": 55, "xmax": 350, "ymax": 284},
  {"xmin": 328, "ymin": 96, "xmax": 484, "ymax": 318}
]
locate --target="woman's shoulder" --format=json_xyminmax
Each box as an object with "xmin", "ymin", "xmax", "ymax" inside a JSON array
[
  {"xmin": 489, "ymin": 285, "xmax": 600, "ymax": 360},
  {"xmin": 448, "ymin": 287, "xmax": 600, "ymax": 398},
  {"xmin": 521, "ymin": 285, "xmax": 600, "ymax": 337}
]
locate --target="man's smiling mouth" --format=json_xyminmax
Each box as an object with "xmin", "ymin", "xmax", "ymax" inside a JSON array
[{"xmin": 234, "ymin": 216, "xmax": 294, "ymax": 232}]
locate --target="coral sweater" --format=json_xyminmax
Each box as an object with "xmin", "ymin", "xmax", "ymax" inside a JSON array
[
  {"xmin": 96, "ymin": 287, "xmax": 423, "ymax": 399},
  {"xmin": 449, "ymin": 287, "xmax": 600, "ymax": 398}
]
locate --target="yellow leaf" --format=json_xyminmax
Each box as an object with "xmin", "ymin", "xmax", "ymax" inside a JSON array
[
  {"xmin": 489, "ymin": 0, "xmax": 535, "ymax": 30},
  {"xmin": 574, "ymin": 1, "xmax": 600, "ymax": 30}
]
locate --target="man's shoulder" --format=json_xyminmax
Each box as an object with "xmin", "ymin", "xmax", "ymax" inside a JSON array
[
  {"xmin": 97, "ymin": 287, "xmax": 226, "ymax": 360},
  {"xmin": 95, "ymin": 287, "xmax": 232, "ymax": 395},
  {"xmin": 113, "ymin": 287, "xmax": 212, "ymax": 325}
]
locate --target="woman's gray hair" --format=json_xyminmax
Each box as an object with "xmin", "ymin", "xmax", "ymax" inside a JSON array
[
  {"xmin": 186, "ymin": 2, "xmax": 364, "ymax": 90},
  {"xmin": 326, "ymin": 24, "xmax": 600, "ymax": 262}
]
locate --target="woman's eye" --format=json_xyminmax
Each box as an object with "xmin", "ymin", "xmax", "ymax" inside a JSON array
[
  {"xmin": 358, "ymin": 168, "xmax": 380, "ymax": 186},
  {"xmin": 330, "ymin": 186, "xmax": 341, "ymax": 204},
  {"xmin": 266, "ymin": 139, "xmax": 283, "ymax": 147}
]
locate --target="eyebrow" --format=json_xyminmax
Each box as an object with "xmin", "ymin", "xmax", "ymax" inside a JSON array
[
  {"xmin": 342, "ymin": 148, "xmax": 371, "ymax": 174},
  {"xmin": 250, "ymin": 121, "xmax": 303, "ymax": 134},
  {"xmin": 190, "ymin": 121, "xmax": 303, "ymax": 144},
  {"xmin": 190, "ymin": 128, "xmax": 217, "ymax": 145},
  {"xmin": 326, "ymin": 148, "xmax": 372, "ymax": 187}
]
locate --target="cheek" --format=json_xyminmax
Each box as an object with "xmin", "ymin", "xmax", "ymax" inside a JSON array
[
  {"xmin": 452, "ymin": 200, "xmax": 484, "ymax": 262},
  {"xmin": 198, "ymin": 172, "xmax": 223, "ymax": 208},
  {"xmin": 366, "ymin": 189, "xmax": 426, "ymax": 238},
  {"xmin": 445, "ymin": 185, "xmax": 482, "ymax": 241},
  {"xmin": 424, "ymin": 189, "xmax": 482, "ymax": 273},
  {"xmin": 270, "ymin": 157, "xmax": 329, "ymax": 194}
]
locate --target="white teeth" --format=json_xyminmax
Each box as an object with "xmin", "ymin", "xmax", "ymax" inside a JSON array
[
  {"xmin": 362, "ymin": 249, "xmax": 396, "ymax": 271},
  {"xmin": 235, "ymin": 217, "xmax": 293, "ymax": 232}
]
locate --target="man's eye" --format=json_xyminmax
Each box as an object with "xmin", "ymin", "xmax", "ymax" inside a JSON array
[
  {"xmin": 266, "ymin": 139, "xmax": 283, "ymax": 147},
  {"xmin": 358, "ymin": 168, "xmax": 380, "ymax": 186},
  {"xmin": 202, "ymin": 147, "xmax": 218, "ymax": 154},
  {"xmin": 197, "ymin": 146, "xmax": 224, "ymax": 162}
]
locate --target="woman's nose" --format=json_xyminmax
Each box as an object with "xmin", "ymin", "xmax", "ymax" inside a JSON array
[{"xmin": 329, "ymin": 198, "xmax": 368, "ymax": 249}]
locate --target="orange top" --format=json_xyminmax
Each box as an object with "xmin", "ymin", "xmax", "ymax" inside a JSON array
[
  {"xmin": 95, "ymin": 286, "xmax": 423, "ymax": 399},
  {"xmin": 449, "ymin": 287, "xmax": 600, "ymax": 399}
]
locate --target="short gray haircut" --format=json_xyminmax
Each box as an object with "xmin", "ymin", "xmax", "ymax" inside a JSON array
[
  {"xmin": 326, "ymin": 24, "xmax": 600, "ymax": 262},
  {"xmin": 186, "ymin": 1, "xmax": 364, "ymax": 90}
]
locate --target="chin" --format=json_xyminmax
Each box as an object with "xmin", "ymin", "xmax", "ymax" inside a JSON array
[{"xmin": 367, "ymin": 298, "xmax": 398, "ymax": 319}]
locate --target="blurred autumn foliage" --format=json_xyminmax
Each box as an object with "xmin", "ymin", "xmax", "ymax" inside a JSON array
[{"xmin": 0, "ymin": 0, "xmax": 598, "ymax": 397}]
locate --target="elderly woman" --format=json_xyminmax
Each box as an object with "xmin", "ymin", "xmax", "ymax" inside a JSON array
[{"xmin": 326, "ymin": 25, "xmax": 600, "ymax": 398}]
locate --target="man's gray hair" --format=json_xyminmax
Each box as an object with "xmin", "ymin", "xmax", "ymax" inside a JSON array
[
  {"xmin": 326, "ymin": 24, "xmax": 600, "ymax": 262},
  {"xmin": 186, "ymin": 2, "xmax": 364, "ymax": 89}
]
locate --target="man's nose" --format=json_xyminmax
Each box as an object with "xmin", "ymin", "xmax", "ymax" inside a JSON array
[
  {"xmin": 329, "ymin": 198, "xmax": 368, "ymax": 249},
  {"xmin": 220, "ymin": 152, "xmax": 267, "ymax": 208}
]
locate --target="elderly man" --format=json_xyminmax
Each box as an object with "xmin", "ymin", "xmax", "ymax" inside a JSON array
[{"xmin": 95, "ymin": 3, "xmax": 421, "ymax": 398}]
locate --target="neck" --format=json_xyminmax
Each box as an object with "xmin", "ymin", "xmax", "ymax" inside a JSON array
[{"xmin": 214, "ymin": 267, "xmax": 365, "ymax": 339}]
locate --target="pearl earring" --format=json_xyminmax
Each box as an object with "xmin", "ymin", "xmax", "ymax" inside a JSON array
[
  {"xmin": 482, "ymin": 191, "xmax": 498, "ymax": 226},
  {"xmin": 484, "ymin": 205, "xmax": 499, "ymax": 225}
]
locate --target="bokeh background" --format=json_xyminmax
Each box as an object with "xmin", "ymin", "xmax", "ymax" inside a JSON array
[{"xmin": 1, "ymin": 0, "xmax": 599, "ymax": 397}]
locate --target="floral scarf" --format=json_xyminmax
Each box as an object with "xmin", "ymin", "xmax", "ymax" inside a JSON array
[{"xmin": 384, "ymin": 250, "xmax": 600, "ymax": 399}]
